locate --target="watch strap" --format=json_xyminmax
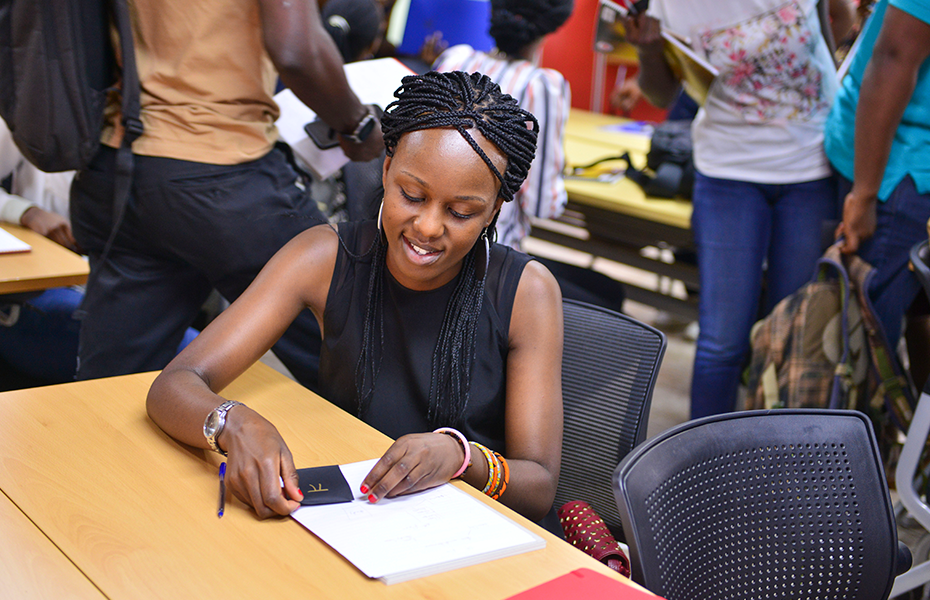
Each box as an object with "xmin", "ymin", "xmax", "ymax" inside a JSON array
[
  {"xmin": 205, "ymin": 400, "xmax": 244, "ymax": 456},
  {"xmin": 343, "ymin": 105, "xmax": 376, "ymax": 144}
]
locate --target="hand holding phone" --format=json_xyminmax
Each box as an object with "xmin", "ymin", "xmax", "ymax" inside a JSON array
[
  {"xmin": 304, "ymin": 105, "xmax": 383, "ymax": 150},
  {"xmin": 304, "ymin": 119, "xmax": 339, "ymax": 150}
]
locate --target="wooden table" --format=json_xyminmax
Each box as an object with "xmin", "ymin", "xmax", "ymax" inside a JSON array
[
  {"xmin": 0, "ymin": 362, "xmax": 639, "ymax": 599},
  {"xmin": 529, "ymin": 108, "xmax": 697, "ymax": 319},
  {"xmin": 0, "ymin": 491, "xmax": 106, "ymax": 598},
  {"xmin": 0, "ymin": 223, "xmax": 89, "ymax": 294}
]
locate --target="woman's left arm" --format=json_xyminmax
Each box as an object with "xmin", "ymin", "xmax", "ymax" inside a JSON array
[{"xmin": 486, "ymin": 260, "xmax": 564, "ymax": 520}]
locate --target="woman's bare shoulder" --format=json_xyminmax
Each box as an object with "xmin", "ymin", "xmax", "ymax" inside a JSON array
[{"xmin": 510, "ymin": 259, "xmax": 563, "ymax": 343}]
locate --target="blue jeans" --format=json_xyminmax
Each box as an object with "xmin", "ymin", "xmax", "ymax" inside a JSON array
[
  {"xmin": 0, "ymin": 287, "xmax": 198, "ymax": 384},
  {"xmin": 690, "ymin": 172, "xmax": 837, "ymax": 419},
  {"xmin": 837, "ymin": 174, "xmax": 930, "ymax": 350}
]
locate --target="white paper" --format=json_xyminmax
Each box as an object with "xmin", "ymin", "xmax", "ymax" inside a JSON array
[
  {"xmin": 274, "ymin": 58, "xmax": 414, "ymax": 180},
  {"xmin": 291, "ymin": 459, "xmax": 545, "ymax": 584},
  {"xmin": 0, "ymin": 228, "xmax": 31, "ymax": 254}
]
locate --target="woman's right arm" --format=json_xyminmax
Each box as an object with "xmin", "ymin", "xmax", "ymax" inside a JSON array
[
  {"xmin": 146, "ymin": 224, "xmax": 338, "ymax": 518},
  {"xmin": 624, "ymin": 13, "xmax": 682, "ymax": 109}
]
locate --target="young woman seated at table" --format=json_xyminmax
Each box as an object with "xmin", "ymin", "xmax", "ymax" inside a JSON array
[{"xmin": 146, "ymin": 71, "xmax": 564, "ymax": 525}]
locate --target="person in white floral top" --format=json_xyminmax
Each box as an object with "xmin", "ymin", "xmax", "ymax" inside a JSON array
[{"xmin": 625, "ymin": 0, "xmax": 854, "ymax": 420}]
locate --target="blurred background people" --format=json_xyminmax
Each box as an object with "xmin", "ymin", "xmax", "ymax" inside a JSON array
[
  {"xmin": 626, "ymin": 0, "xmax": 854, "ymax": 419},
  {"xmin": 322, "ymin": 0, "xmax": 384, "ymax": 63},
  {"xmin": 433, "ymin": 0, "xmax": 573, "ymax": 251},
  {"xmin": 0, "ymin": 119, "xmax": 197, "ymax": 387},
  {"xmin": 69, "ymin": 0, "xmax": 383, "ymax": 390},
  {"xmin": 825, "ymin": 0, "xmax": 930, "ymax": 384}
]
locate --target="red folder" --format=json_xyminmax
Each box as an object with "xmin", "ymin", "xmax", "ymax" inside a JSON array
[{"xmin": 506, "ymin": 568, "xmax": 659, "ymax": 599}]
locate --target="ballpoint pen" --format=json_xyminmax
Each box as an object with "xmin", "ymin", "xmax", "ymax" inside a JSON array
[{"xmin": 218, "ymin": 462, "xmax": 227, "ymax": 518}]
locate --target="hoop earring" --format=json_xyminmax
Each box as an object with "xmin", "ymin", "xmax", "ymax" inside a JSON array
[
  {"xmin": 377, "ymin": 201, "xmax": 384, "ymax": 234},
  {"xmin": 481, "ymin": 227, "xmax": 490, "ymax": 275}
]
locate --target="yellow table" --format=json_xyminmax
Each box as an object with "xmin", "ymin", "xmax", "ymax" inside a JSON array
[
  {"xmin": 0, "ymin": 362, "xmax": 639, "ymax": 599},
  {"xmin": 564, "ymin": 108, "xmax": 652, "ymax": 155},
  {"xmin": 529, "ymin": 109, "xmax": 697, "ymax": 318},
  {"xmin": 0, "ymin": 223, "xmax": 89, "ymax": 294}
]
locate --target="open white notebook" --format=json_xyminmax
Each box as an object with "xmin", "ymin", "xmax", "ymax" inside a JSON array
[
  {"xmin": 0, "ymin": 228, "xmax": 31, "ymax": 254},
  {"xmin": 291, "ymin": 459, "xmax": 546, "ymax": 585}
]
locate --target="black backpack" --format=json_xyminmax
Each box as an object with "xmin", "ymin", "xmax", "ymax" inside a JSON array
[
  {"xmin": 0, "ymin": 0, "xmax": 142, "ymax": 267},
  {"xmin": 625, "ymin": 119, "xmax": 694, "ymax": 199}
]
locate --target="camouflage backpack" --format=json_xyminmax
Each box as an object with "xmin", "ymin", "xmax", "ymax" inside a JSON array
[{"xmin": 745, "ymin": 243, "xmax": 915, "ymax": 479}]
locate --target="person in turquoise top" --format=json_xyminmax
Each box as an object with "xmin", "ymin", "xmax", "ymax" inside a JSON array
[{"xmin": 824, "ymin": 0, "xmax": 930, "ymax": 349}]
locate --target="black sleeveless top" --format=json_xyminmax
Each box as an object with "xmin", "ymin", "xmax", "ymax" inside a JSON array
[{"xmin": 318, "ymin": 220, "xmax": 532, "ymax": 451}]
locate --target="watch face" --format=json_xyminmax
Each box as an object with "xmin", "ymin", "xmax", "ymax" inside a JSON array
[{"xmin": 204, "ymin": 410, "xmax": 221, "ymax": 437}]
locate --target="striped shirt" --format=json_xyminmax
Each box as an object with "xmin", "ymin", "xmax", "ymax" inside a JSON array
[{"xmin": 434, "ymin": 45, "xmax": 570, "ymax": 250}]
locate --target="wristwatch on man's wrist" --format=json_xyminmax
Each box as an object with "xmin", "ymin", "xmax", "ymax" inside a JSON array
[
  {"xmin": 342, "ymin": 105, "xmax": 377, "ymax": 144},
  {"xmin": 203, "ymin": 400, "xmax": 245, "ymax": 456}
]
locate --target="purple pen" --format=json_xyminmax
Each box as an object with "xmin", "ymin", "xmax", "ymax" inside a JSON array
[{"xmin": 217, "ymin": 461, "xmax": 227, "ymax": 518}]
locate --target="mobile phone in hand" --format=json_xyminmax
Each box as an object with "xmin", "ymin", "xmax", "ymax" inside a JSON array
[
  {"xmin": 305, "ymin": 119, "xmax": 339, "ymax": 150},
  {"xmin": 304, "ymin": 105, "xmax": 383, "ymax": 150}
]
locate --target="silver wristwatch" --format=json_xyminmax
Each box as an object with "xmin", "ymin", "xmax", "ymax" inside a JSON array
[
  {"xmin": 203, "ymin": 400, "xmax": 244, "ymax": 456},
  {"xmin": 342, "ymin": 105, "xmax": 377, "ymax": 144}
]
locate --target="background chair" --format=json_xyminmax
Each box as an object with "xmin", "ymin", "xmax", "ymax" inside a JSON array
[
  {"xmin": 891, "ymin": 240, "xmax": 930, "ymax": 597},
  {"xmin": 614, "ymin": 409, "xmax": 908, "ymax": 600},
  {"xmin": 553, "ymin": 299, "xmax": 666, "ymax": 537}
]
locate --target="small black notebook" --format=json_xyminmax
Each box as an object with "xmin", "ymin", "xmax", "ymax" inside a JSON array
[{"xmin": 296, "ymin": 465, "xmax": 354, "ymax": 506}]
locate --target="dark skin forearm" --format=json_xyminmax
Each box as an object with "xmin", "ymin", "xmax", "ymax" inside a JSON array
[
  {"xmin": 623, "ymin": 13, "xmax": 681, "ymax": 109},
  {"xmin": 829, "ymin": 0, "xmax": 856, "ymax": 46},
  {"xmin": 258, "ymin": 0, "xmax": 382, "ymax": 160},
  {"xmin": 837, "ymin": 6, "xmax": 930, "ymax": 253}
]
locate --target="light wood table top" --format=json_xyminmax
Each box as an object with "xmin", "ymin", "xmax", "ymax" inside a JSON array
[
  {"xmin": 0, "ymin": 224, "xmax": 89, "ymax": 294},
  {"xmin": 0, "ymin": 491, "xmax": 105, "ymax": 598},
  {"xmin": 0, "ymin": 363, "xmax": 638, "ymax": 599}
]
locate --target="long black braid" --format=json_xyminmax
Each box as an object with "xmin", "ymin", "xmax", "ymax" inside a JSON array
[{"xmin": 354, "ymin": 70, "xmax": 539, "ymax": 428}]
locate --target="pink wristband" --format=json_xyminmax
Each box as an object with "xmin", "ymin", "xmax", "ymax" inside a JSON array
[{"xmin": 434, "ymin": 427, "xmax": 471, "ymax": 479}]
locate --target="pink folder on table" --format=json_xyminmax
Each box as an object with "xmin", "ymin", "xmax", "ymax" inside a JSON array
[{"xmin": 506, "ymin": 568, "xmax": 661, "ymax": 599}]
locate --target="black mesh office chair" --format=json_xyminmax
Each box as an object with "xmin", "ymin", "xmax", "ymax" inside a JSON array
[
  {"xmin": 614, "ymin": 409, "xmax": 909, "ymax": 600},
  {"xmin": 553, "ymin": 299, "xmax": 666, "ymax": 536}
]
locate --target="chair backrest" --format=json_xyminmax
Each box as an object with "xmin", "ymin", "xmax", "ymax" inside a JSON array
[
  {"xmin": 910, "ymin": 239, "xmax": 930, "ymax": 299},
  {"xmin": 553, "ymin": 299, "xmax": 666, "ymax": 534},
  {"xmin": 613, "ymin": 409, "xmax": 899, "ymax": 600}
]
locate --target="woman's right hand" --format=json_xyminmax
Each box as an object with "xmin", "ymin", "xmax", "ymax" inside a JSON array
[
  {"xmin": 219, "ymin": 406, "xmax": 304, "ymax": 519},
  {"xmin": 622, "ymin": 13, "xmax": 663, "ymax": 49}
]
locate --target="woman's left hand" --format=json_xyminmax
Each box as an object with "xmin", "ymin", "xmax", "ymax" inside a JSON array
[{"xmin": 361, "ymin": 432, "xmax": 464, "ymax": 502}]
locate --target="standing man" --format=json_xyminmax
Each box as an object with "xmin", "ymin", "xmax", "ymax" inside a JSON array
[
  {"xmin": 71, "ymin": 0, "xmax": 383, "ymax": 389},
  {"xmin": 826, "ymin": 0, "xmax": 930, "ymax": 352}
]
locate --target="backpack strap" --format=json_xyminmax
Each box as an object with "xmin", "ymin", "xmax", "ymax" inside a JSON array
[
  {"xmin": 78, "ymin": 0, "xmax": 141, "ymax": 302},
  {"xmin": 817, "ymin": 243, "xmax": 856, "ymax": 410},
  {"xmin": 112, "ymin": 0, "xmax": 142, "ymax": 225},
  {"xmin": 847, "ymin": 252, "xmax": 916, "ymax": 432}
]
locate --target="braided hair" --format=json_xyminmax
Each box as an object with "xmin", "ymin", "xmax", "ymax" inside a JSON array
[
  {"xmin": 489, "ymin": 0, "xmax": 574, "ymax": 57},
  {"xmin": 355, "ymin": 70, "xmax": 538, "ymax": 429}
]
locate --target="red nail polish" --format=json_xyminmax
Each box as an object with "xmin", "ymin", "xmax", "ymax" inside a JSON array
[
  {"xmin": 360, "ymin": 484, "xmax": 369, "ymax": 494},
  {"xmin": 368, "ymin": 494, "xmax": 377, "ymax": 503}
]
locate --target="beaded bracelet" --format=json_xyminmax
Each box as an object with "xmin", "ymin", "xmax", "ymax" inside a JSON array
[
  {"xmin": 488, "ymin": 453, "xmax": 504, "ymax": 498},
  {"xmin": 433, "ymin": 427, "xmax": 471, "ymax": 479},
  {"xmin": 491, "ymin": 451, "xmax": 510, "ymax": 500},
  {"xmin": 472, "ymin": 442, "xmax": 505, "ymax": 497}
]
